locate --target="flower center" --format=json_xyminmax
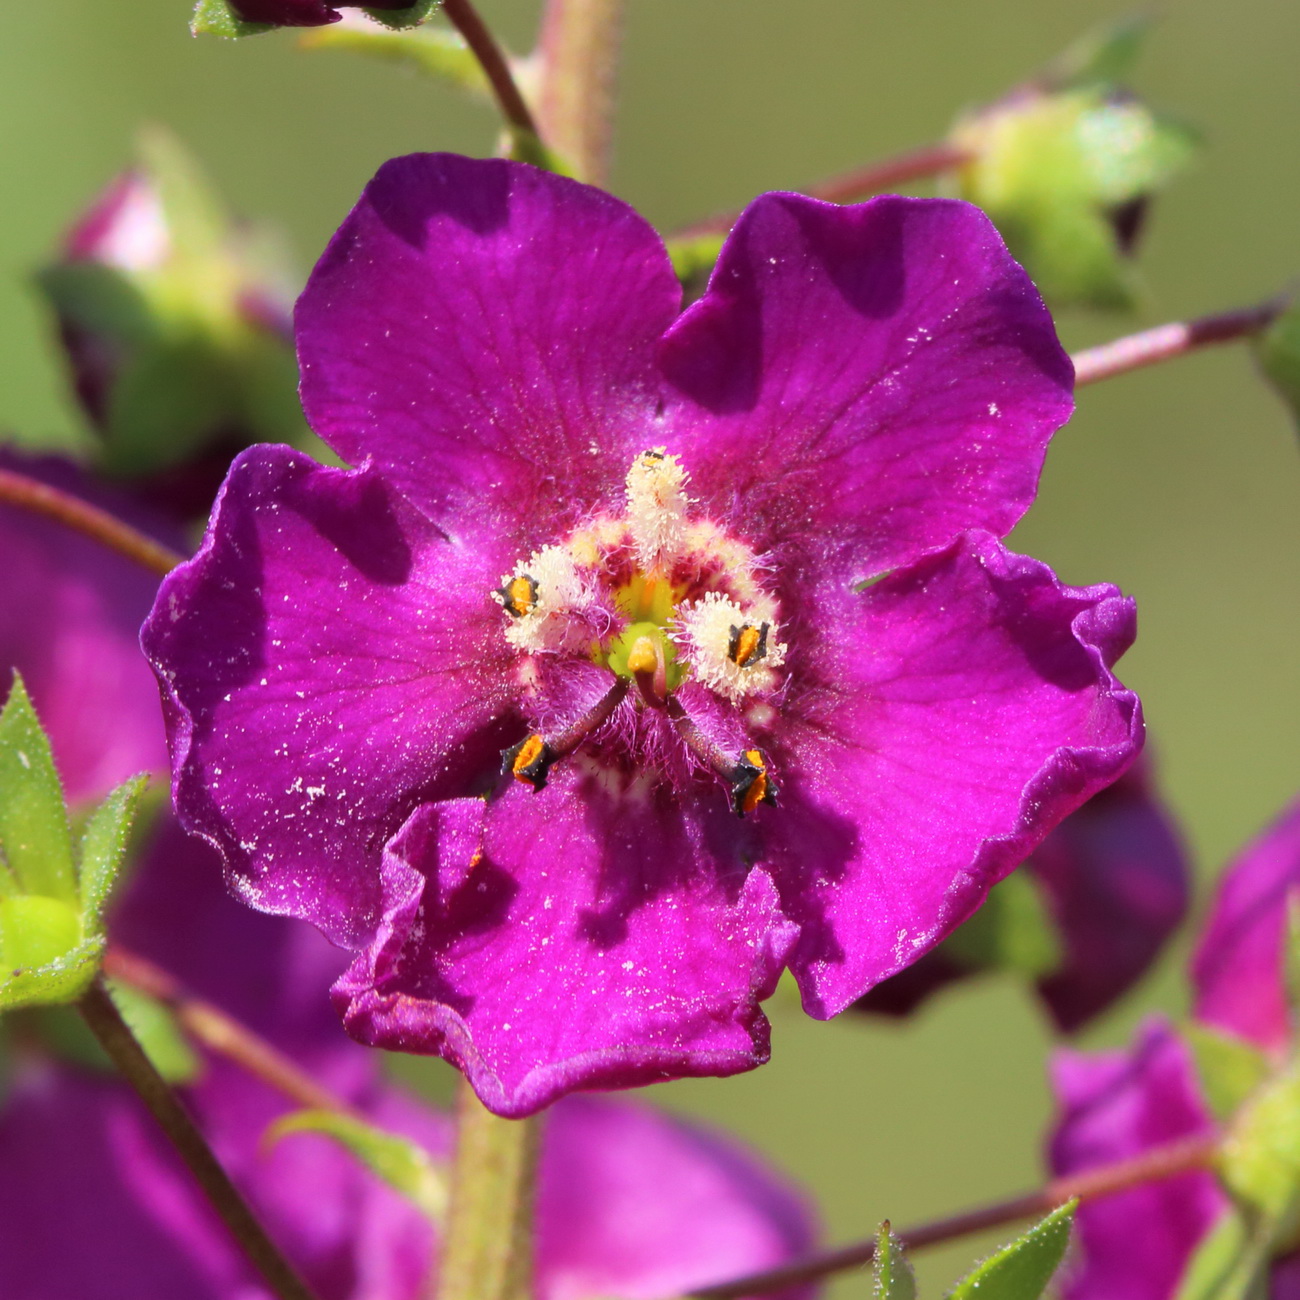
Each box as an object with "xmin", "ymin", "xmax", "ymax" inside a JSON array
[{"xmin": 492, "ymin": 449, "xmax": 787, "ymax": 815}]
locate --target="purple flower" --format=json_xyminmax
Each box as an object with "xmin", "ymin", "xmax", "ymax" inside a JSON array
[
  {"xmin": 144, "ymin": 153, "xmax": 1141, "ymax": 1116},
  {"xmin": 1192, "ymin": 796, "xmax": 1300, "ymax": 1055},
  {"xmin": 1047, "ymin": 801, "xmax": 1300, "ymax": 1299},
  {"xmin": 0, "ymin": 451, "xmax": 169, "ymax": 803},
  {"xmin": 227, "ymin": 0, "xmax": 415, "ymax": 26},
  {"xmin": 1048, "ymin": 1020, "xmax": 1226, "ymax": 1300},
  {"xmin": 857, "ymin": 760, "xmax": 1188, "ymax": 1031}
]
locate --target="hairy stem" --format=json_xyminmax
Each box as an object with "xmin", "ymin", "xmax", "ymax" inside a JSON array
[
  {"xmin": 684, "ymin": 1131, "xmax": 1219, "ymax": 1298},
  {"xmin": 104, "ymin": 946, "xmax": 359, "ymax": 1119},
  {"xmin": 0, "ymin": 467, "xmax": 184, "ymax": 577},
  {"xmin": 537, "ymin": 0, "xmax": 626, "ymax": 183},
  {"xmin": 673, "ymin": 142, "xmax": 971, "ymax": 240},
  {"xmin": 77, "ymin": 978, "xmax": 319, "ymax": 1300},
  {"xmin": 436, "ymin": 1080, "xmax": 539, "ymax": 1300},
  {"xmin": 1072, "ymin": 299, "xmax": 1285, "ymax": 387},
  {"xmin": 440, "ymin": 0, "xmax": 540, "ymax": 141}
]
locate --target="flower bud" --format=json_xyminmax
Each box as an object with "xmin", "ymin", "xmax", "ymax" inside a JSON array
[
  {"xmin": 37, "ymin": 129, "xmax": 310, "ymax": 519},
  {"xmin": 950, "ymin": 20, "xmax": 1198, "ymax": 309}
]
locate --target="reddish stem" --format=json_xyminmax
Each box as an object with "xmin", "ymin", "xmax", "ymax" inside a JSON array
[
  {"xmin": 673, "ymin": 142, "xmax": 971, "ymax": 241},
  {"xmin": 1072, "ymin": 300, "xmax": 1285, "ymax": 387},
  {"xmin": 104, "ymin": 946, "xmax": 360, "ymax": 1119},
  {"xmin": 0, "ymin": 467, "xmax": 184, "ymax": 577},
  {"xmin": 684, "ymin": 1132, "xmax": 1218, "ymax": 1299},
  {"xmin": 440, "ymin": 0, "xmax": 540, "ymax": 141}
]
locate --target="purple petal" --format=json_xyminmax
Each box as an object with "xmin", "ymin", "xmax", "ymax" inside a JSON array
[
  {"xmin": 1034, "ymin": 759, "xmax": 1189, "ymax": 1032},
  {"xmin": 660, "ymin": 195, "xmax": 1073, "ymax": 580},
  {"xmin": 538, "ymin": 1097, "xmax": 818, "ymax": 1300},
  {"xmin": 1049, "ymin": 1020, "xmax": 1225, "ymax": 1300},
  {"xmin": 766, "ymin": 531, "xmax": 1141, "ymax": 1016},
  {"xmin": 0, "ymin": 451, "xmax": 169, "ymax": 803},
  {"xmin": 296, "ymin": 154, "xmax": 680, "ymax": 539},
  {"xmin": 1191, "ymin": 796, "xmax": 1300, "ymax": 1053},
  {"xmin": 142, "ymin": 445, "xmax": 517, "ymax": 948},
  {"xmin": 333, "ymin": 790, "xmax": 798, "ymax": 1118}
]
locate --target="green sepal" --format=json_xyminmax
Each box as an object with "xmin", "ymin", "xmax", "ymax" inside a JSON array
[
  {"xmin": 0, "ymin": 675, "xmax": 75, "ymax": 903},
  {"xmin": 300, "ymin": 19, "xmax": 486, "ymax": 91},
  {"xmin": 265, "ymin": 1108, "xmax": 448, "ymax": 1221},
  {"xmin": 1185, "ymin": 1022, "xmax": 1272, "ymax": 1123},
  {"xmin": 108, "ymin": 982, "xmax": 202, "ymax": 1084},
  {"xmin": 873, "ymin": 1222, "xmax": 917, "ymax": 1300},
  {"xmin": 666, "ymin": 233, "xmax": 726, "ymax": 295},
  {"xmin": 1173, "ymin": 1204, "xmax": 1273, "ymax": 1300},
  {"xmin": 191, "ymin": 0, "xmax": 272, "ymax": 38},
  {"xmin": 943, "ymin": 868, "xmax": 1062, "ymax": 980},
  {"xmin": 945, "ymin": 1200, "xmax": 1076, "ymax": 1300},
  {"xmin": 1221, "ymin": 1070, "xmax": 1300, "ymax": 1221},
  {"xmin": 1046, "ymin": 14, "xmax": 1153, "ymax": 90},
  {"xmin": 953, "ymin": 87, "xmax": 1199, "ymax": 309},
  {"xmin": 0, "ymin": 682, "xmax": 146, "ymax": 1012},
  {"xmin": 364, "ymin": 0, "xmax": 441, "ymax": 31},
  {"xmin": 503, "ymin": 128, "xmax": 575, "ymax": 176},
  {"xmin": 1256, "ymin": 299, "xmax": 1300, "ymax": 432}
]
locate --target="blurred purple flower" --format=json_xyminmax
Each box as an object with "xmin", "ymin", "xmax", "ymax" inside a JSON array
[
  {"xmin": 0, "ymin": 823, "xmax": 816, "ymax": 1300},
  {"xmin": 1049, "ymin": 1019, "xmax": 1225, "ymax": 1300},
  {"xmin": 0, "ymin": 451, "xmax": 169, "ymax": 803},
  {"xmin": 1047, "ymin": 798, "xmax": 1300, "ymax": 1299},
  {"xmin": 857, "ymin": 760, "xmax": 1188, "ymax": 1032},
  {"xmin": 1192, "ymin": 796, "xmax": 1300, "ymax": 1055},
  {"xmin": 144, "ymin": 153, "xmax": 1141, "ymax": 1116}
]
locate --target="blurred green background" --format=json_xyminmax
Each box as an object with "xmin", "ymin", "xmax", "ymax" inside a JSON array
[{"xmin": 2, "ymin": 1, "xmax": 1298, "ymax": 1292}]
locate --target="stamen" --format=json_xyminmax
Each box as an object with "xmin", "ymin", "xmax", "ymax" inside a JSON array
[
  {"xmin": 495, "ymin": 544, "xmax": 594, "ymax": 654},
  {"xmin": 729, "ymin": 749, "xmax": 778, "ymax": 818},
  {"xmin": 501, "ymin": 678, "xmax": 629, "ymax": 793},
  {"xmin": 673, "ymin": 592, "xmax": 786, "ymax": 703},
  {"xmin": 625, "ymin": 446, "xmax": 691, "ymax": 571},
  {"xmin": 495, "ymin": 574, "xmax": 538, "ymax": 618},
  {"xmin": 503, "ymin": 733, "xmax": 555, "ymax": 791},
  {"xmin": 727, "ymin": 622, "xmax": 769, "ymax": 667},
  {"xmin": 666, "ymin": 697, "xmax": 779, "ymax": 818}
]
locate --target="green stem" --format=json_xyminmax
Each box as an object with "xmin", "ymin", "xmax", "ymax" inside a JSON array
[
  {"xmin": 77, "ymin": 978, "xmax": 319, "ymax": 1300},
  {"xmin": 537, "ymin": 0, "xmax": 626, "ymax": 183},
  {"xmin": 0, "ymin": 467, "xmax": 184, "ymax": 577},
  {"xmin": 436, "ymin": 1080, "xmax": 540, "ymax": 1300}
]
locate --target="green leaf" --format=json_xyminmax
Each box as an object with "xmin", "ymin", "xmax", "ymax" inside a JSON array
[
  {"xmin": 300, "ymin": 19, "xmax": 486, "ymax": 91},
  {"xmin": 1047, "ymin": 15, "xmax": 1154, "ymax": 90},
  {"xmin": 0, "ymin": 896, "xmax": 102, "ymax": 1011},
  {"xmin": 944, "ymin": 868, "xmax": 1062, "ymax": 979},
  {"xmin": 0, "ymin": 676, "xmax": 75, "ymax": 903},
  {"xmin": 1173, "ymin": 1204, "xmax": 1273, "ymax": 1300},
  {"xmin": 78, "ymin": 775, "xmax": 148, "ymax": 929},
  {"xmin": 1256, "ymin": 298, "xmax": 1300, "ymax": 431},
  {"xmin": 265, "ymin": 1109, "xmax": 448, "ymax": 1221},
  {"xmin": 107, "ymin": 982, "xmax": 201, "ymax": 1084},
  {"xmin": 946, "ymin": 1201, "xmax": 1076, "ymax": 1300},
  {"xmin": 191, "ymin": 0, "xmax": 272, "ymax": 38},
  {"xmin": 1186, "ymin": 1023, "xmax": 1272, "ymax": 1123},
  {"xmin": 873, "ymin": 1222, "xmax": 917, "ymax": 1300}
]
